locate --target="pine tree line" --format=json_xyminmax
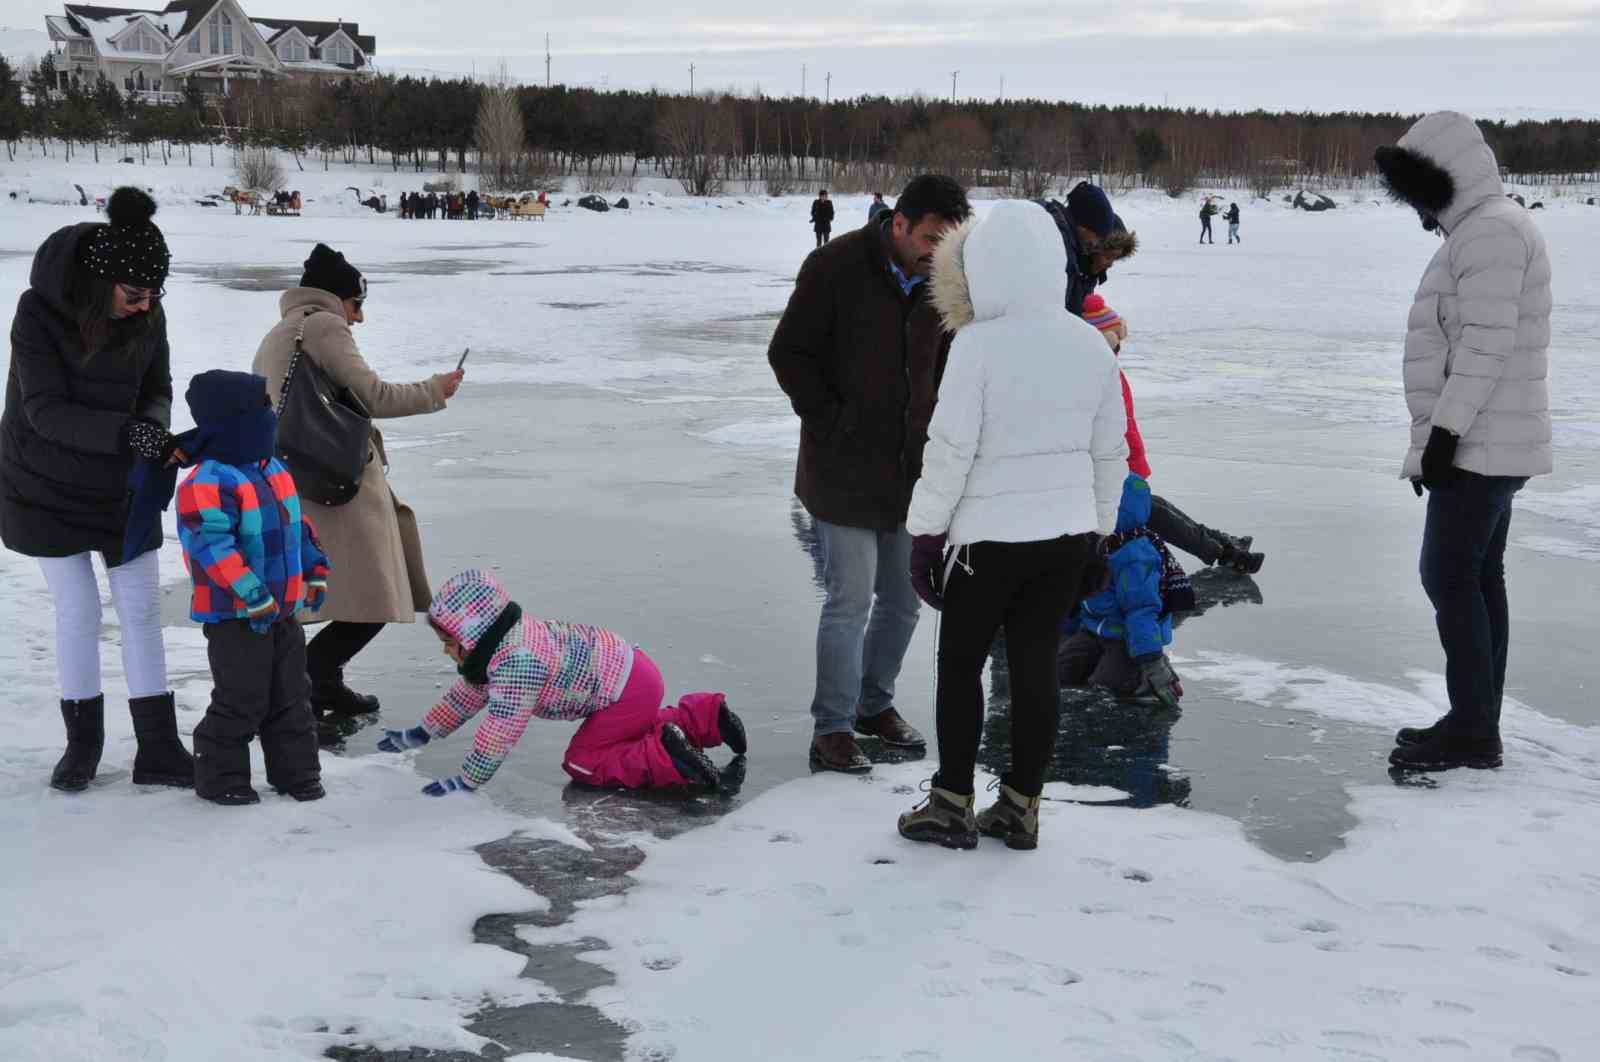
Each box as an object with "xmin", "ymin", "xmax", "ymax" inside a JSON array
[{"xmin": 3, "ymin": 56, "xmax": 1597, "ymax": 192}]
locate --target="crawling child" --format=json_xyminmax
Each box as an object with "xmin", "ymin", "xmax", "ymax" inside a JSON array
[{"xmin": 378, "ymin": 569, "xmax": 746, "ymax": 795}]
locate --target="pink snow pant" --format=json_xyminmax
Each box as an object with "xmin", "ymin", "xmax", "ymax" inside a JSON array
[{"xmin": 562, "ymin": 649, "xmax": 727, "ymax": 789}]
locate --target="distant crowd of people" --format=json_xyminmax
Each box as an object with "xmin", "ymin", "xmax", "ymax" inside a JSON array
[{"xmin": 399, "ymin": 190, "xmax": 482, "ymax": 220}]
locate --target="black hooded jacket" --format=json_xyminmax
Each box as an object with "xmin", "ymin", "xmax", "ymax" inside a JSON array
[
  {"xmin": 1, "ymin": 223, "xmax": 172, "ymax": 564},
  {"xmin": 1037, "ymin": 199, "xmax": 1092, "ymax": 317}
]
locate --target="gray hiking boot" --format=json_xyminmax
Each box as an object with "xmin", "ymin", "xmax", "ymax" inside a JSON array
[
  {"xmin": 976, "ymin": 781, "xmax": 1042, "ymax": 851},
  {"xmin": 897, "ymin": 784, "xmax": 978, "ymax": 850}
]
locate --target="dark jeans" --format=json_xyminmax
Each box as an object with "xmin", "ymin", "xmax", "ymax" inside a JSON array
[
  {"xmin": 305, "ymin": 621, "xmax": 385, "ymax": 681},
  {"xmin": 1148, "ymin": 495, "xmax": 1231, "ymax": 565},
  {"xmin": 1420, "ymin": 473, "xmax": 1526, "ymax": 738},
  {"xmin": 1200, "ymin": 218, "xmax": 1213, "ymax": 243},
  {"xmin": 194, "ymin": 619, "xmax": 320, "ymax": 796},
  {"xmin": 815, "ymin": 228, "xmax": 831, "ymax": 247},
  {"xmin": 935, "ymin": 534, "xmax": 1094, "ymax": 798}
]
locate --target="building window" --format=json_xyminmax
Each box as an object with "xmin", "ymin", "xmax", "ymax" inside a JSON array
[
  {"xmin": 222, "ymin": 15, "xmax": 233, "ymax": 53},
  {"xmin": 124, "ymin": 75, "xmax": 134, "ymax": 91},
  {"xmin": 68, "ymin": 39, "xmax": 94, "ymax": 58},
  {"xmin": 282, "ymin": 40, "xmax": 306, "ymax": 62},
  {"xmin": 208, "ymin": 13, "xmax": 219, "ymax": 52},
  {"xmin": 189, "ymin": 32, "xmax": 200, "ymax": 53}
]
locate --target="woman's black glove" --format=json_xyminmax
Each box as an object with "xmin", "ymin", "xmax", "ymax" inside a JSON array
[
  {"xmin": 1413, "ymin": 426, "xmax": 1459, "ymax": 496},
  {"xmin": 909, "ymin": 533, "xmax": 948, "ymax": 611},
  {"xmin": 122, "ymin": 417, "xmax": 180, "ymax": 464}
]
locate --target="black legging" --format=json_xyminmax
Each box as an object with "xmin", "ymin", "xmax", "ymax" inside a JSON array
[
  {"xmin": 1148, "ymin": 495, "xmax": 1230, "ymax": 565},
  {"xmin": 934, "ymin": 535, "xmax": 1093, "ymax": 797},
  {"xmin": 305, "ymin": 621, "xmax": 385, "ymax": 682}
]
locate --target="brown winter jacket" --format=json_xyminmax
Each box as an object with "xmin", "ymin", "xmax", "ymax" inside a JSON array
[
  {"xmin": 768, "ymin": 217, "xmax": 952, "ymax": 531},
  {"xmin": 253, "ymin": 288, "xmax": 451, "ymax": 625}
]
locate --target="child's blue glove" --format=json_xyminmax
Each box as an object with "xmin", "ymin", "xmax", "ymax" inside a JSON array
[
  {"xmin": 422, "ymin": 775, "xmax": 476, "ymax": 797},
  {"xmin": 245, "ymin": 589, "xmax": 280, "ymax": 634},
  {"xmin": 376, "ymin": 726, "xmax": 431, "ymax": 753}
]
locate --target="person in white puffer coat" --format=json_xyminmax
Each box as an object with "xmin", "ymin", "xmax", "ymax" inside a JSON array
[
  {"xmin": 896, "ymin": 200, "xmax": 1127, "ymax": 852},
  {"xmin": 1374, "ymin": 111, "xmax": 1553, "ymax": 773}
]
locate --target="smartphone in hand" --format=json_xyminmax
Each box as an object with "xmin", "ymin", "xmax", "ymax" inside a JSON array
[{"xmin": 456, "ymin": 347, "xmax": 470, "ymax": 372}]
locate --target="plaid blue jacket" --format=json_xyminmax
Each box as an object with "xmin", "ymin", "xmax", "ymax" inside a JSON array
[{"xmin": 176, "ymin": 458, "xmax": 330, "ymax": 623}]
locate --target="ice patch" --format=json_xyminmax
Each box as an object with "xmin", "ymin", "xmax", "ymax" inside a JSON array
[{"xmin": 699, "ymin": 416, "xmax": 799, "ymax": 450}]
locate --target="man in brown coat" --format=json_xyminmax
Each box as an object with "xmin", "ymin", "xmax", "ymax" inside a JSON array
[
  {"xmin": 253, "ymin": 244, "xmax": 463, "ymax": 716},
  {"xmin": 769, "ymin": 174, "xmax": 971, "ymax": 773}
]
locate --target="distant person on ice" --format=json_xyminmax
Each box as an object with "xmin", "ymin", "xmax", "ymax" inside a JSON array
[
  {"xmin": 810, "ymin": 189, "xmax": 836, "ymax": 247},
  {"xmin": 2, "ymin": 186, "xmax": 195, "ymax": 795},
  {"xmin": 1225, "ymin": 201, "xmax": 1241, "ymax": 243},
  {"xmin": 868, "ymin": 192, "xmax": 889, "ymax": 223},
  {"xmin": 172, "ymin": 370, "xmax": 330, "ymax": 805},
  {"xmin": 897, "ymin": 200, "xmax": 1127, "ymax": 853},
  {"xmin": 768, "ymin": 174, "xmax": 972, "ymax": 774},
  {"xmin": 376, "ymin": 569, "xmax": 747, "ymax": 795},
  {"xmin": 1375, "ymin": 112, "xmax": 1552, "ymax": 772},
  {"xmin": 1199, "ymin": 198, "xmax": 1218, "ymax": 243}
]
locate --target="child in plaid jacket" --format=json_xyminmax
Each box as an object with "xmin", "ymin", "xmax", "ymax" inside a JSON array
[
  {"xmin": 173, "ymin": 370, "xmax": 329, "ymax": 805},
  {"xmin": 377, "ymin": 568, "xmax": 748, "ymax": 796}
]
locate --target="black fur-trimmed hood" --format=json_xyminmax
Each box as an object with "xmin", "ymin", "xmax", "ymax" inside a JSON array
[{"xmin": 1374, "ymin": 111, "xmax": 1504, "ymax": 231}]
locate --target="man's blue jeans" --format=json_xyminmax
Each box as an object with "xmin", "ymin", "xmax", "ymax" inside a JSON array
[
  {"xmin": 1420, "ymin": 473, "xmax": 1527, "ymax": 738},
  {"xmin": 810, "ymin": 519, "xmax": 922, "ymax": 737}
]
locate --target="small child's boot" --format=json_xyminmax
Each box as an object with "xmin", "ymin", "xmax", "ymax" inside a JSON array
[
  {"xmin": 661, "ymin": 724, "xmax": 720, "ymax": 788},
  {"xmin": 203, "ymin": 786, "xmax": 261, "ymax": 806},
  {"xmin": 976, "ymin": 781, "xmax": 1042, "ymax": 851},
  {"xmin": 277, "ymin": 780, "xmax": 326, "ymax": 802}
]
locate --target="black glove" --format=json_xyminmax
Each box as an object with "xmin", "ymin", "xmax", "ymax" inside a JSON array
[
  {"xmin": 909, "ymin": 533, "xmax": 948, "ymax": 611},
  {"xmin": 1416, "ymin": 426, "xmax": 1459, "ymax": 494},
  {"xmin": 122, "ymin": 417, "xmax": 179, "ymax": 463}
]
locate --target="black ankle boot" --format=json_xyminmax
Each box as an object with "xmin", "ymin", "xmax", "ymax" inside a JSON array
[
  {"xmin": 130, "ymin": 693, "xmax": 195, "ymax": 788},
  {"xmin": 51, "ymin": 696, "xmax": 105, "ymax": 793},
  {"xmin": 311, "ymin": 673, "xmax": 380, "ymax": 716}
]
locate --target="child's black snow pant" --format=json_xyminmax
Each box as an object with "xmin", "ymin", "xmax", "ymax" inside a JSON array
[{"xmin": 194, "ymin": 619, "xmax": 321, "ymax": 797}]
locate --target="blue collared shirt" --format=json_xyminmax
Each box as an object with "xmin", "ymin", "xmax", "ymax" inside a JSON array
[{"xmin": 889, "ymin": 261, "xmax": 924, "ymax": 297}]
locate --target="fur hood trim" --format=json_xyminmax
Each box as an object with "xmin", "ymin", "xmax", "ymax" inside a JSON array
[
  {"xmin": 1101, "ymin": 227, "xmax": 1139, "ymax": 261},
  {"xmin": 929, "ymin": 214, "xmax": 979, "ymax": 333},
  {"xmin": 1374, "ymin": 145, "xmax": 1455, "ymax": 218}
]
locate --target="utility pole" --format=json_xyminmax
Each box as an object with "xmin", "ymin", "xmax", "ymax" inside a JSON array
[
  {"xmin": 689, "ymin": 62, "xmax": 695, "ymax": 95},
  {"xmin": 544, "ymin": 33, "xmax": 550, "ymax": 88},
  {"xmin": 951, "ymin": 70, "xmax": 959, "ymax": 104},
  {"xmin": 802, "ymin": 63, "xmax": 807, "ymax": 99},
  {"xmin": 999, "ymin": 75, "xmax": 1005, "ymax": 102},
  {"xmin": 825, "ymin": 71, "xmax": 831, "ymax": 103}
]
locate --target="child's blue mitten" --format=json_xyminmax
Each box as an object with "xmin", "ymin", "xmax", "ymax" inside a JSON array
[
  {"xmin": 376, "ymin": 726, "xmax": 431, "ymax": 753},
  {"xmin": 245, "ymin": 589, "xmax": 280, "ymax": 634},
  {"xmin": 422, "ymin": 775, "xmax": 476, "ymax": 797}
]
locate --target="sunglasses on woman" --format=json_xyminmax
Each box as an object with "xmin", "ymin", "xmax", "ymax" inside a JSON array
[{"xmin": 117, "ymin": 283, "xmax": 164, "ymax": 306}]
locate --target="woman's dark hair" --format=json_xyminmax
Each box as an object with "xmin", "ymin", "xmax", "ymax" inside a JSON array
[
  {"xmin": 894, "ymin": 175, "xmax": 972, "ymax": 226},
  {"xmin": 68, "ymin": 263, "xmax": 161, "ymax": 358}
]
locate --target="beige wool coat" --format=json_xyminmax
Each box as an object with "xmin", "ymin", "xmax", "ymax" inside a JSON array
[{"xmin": 253, "ymin": 287, "xmax": 450, "ymax": 625}]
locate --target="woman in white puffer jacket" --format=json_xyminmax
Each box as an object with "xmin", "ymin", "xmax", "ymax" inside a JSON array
[
  {"xmin": 896, "ymin": 200, "xmax": 1127, "ymax": 852},
  {"xmin": 1375, "ymin": 111, "xmax": 1553, "ymax": 773}
]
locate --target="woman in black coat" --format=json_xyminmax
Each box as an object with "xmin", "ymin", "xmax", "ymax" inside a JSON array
[{"xmin": 2, "ymin": 187, "xmax": 194, "ymax": 793}]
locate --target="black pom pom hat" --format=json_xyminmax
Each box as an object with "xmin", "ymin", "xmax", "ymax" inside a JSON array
[{"xmin": 80, "ymin": 187, "xmax": 171, "ymax": 289}]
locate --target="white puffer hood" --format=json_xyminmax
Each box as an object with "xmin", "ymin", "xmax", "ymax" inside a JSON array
[
  {"xmin": 929, "ymin": 200, "xmax": 1068, "ymax": 332},
  {"xmin": 1391, "ymin": 111, "xmax": 1505, "ymax": 233}
]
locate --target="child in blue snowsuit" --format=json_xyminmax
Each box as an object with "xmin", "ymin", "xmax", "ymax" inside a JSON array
[{"xmin": 1059, "ymin": 475, "xmax": 1189, "ymax": 708}]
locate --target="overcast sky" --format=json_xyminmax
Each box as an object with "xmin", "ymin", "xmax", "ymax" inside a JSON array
[{"xmin": 7, "ymin": 1, "xmax": 1600, "ymax": 117}]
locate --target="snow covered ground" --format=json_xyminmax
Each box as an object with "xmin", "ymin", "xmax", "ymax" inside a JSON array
[{"xmin": 2, "ymin": 151, "xmax": 1599, "ymax": 1061}]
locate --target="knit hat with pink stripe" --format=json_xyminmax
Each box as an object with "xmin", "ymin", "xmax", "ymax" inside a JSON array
[{"xmin": 1082, "ymin": 293, "xmax": 1122, "ymax": 333}]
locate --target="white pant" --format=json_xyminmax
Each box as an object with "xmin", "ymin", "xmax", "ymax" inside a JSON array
[{"xmin": 38, "ymin": 551, "xmax": 168, "ymax": 702}]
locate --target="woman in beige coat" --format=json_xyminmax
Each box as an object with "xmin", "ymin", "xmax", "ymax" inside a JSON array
[{"xmin": 253, "ymin": 244, "xmax": 463, "ymax": 715}]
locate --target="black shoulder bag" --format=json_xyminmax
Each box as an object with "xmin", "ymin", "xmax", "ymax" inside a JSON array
[{"xmin": 274, "ymin": 310, "xmax": 373, "ymax": 506}]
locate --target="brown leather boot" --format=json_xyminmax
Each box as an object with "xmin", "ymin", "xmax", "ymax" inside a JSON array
[
  {"xmin": 809, "ymin": 732, "xmax": 871, "ymax": 774},
  {"xmin": 853, "ymin": 707, "xmax": 926, "ymax": 748}
]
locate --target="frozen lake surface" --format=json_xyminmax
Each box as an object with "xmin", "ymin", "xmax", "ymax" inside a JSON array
[{"xmin": 2, "ymin": 169, "xmax": 1597, "ymax": 1060}]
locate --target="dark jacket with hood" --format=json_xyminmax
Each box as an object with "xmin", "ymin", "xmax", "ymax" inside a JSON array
[
  {"xmin": 1037, "ymin": 199, "xmax": 1092, "ymax": 317},
  {"xmin": 768, "ymin": 214, "xmax": 951, "ymax": 531},
  {"xmin": 2, "ymin": 223, "xmax": 171, "ymax": 564}
]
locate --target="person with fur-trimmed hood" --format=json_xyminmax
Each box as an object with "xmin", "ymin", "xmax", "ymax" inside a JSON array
[
  {"xmin": 1374, "ymin": 111, "xmax": 1552, "ymax": 773},
  {"xmin": 897, "ymin": 200, "xmax": 1128, "ymax": 853}
]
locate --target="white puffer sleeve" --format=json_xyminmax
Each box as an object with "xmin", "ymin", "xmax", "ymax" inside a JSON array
[
  {"xmin": 1089, "ymin": 355, "xmax": 1130, "ymax": 535},
  {"xmin": 907, "ymin": 335, "xmax": 985, "ymax": 537}
]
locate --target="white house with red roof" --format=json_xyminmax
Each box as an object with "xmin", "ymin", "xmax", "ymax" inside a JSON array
[{"xmin": 44, "ymin": 1, "xmax": 376, "ymax": 102}]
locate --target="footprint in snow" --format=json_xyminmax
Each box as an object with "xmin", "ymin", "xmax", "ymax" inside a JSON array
[
  {"xmin": 1512, "ymin": 1048, "xmax": 1561, "ymax": 1062},
  {"xmin": 1121, "ymin": 868, "xmax": 1153, "ymax": 883},
  {"xmin": 987, "ymin": 949, "xmax": 1025, "ymax": 966},
  {"xmin": 1042, "ymin": 965, "xmax": 1082, "ymax": 986},
  {"xmin": 1476, "ymin": 945, "xmax": 1521, "ymax": 961},
  {"xmin": 1418, "ymin": 1036, "xmax": 1471, "ymax": 1050},
  {"xmin": 1432, "ymin": 1000, "xmax": 1474, "ymax": 1014},
  {"xmin": 981, "ymin": 975, "xmax": 1044, "ymax": 996},
  {"xmin": 769, "ymin": 830, "xmax": 801, "ymax": 843},
  {"xmin": 1299, "ymin": 919, "xmax": 1339, "ymax": 933},
  {"xmin": 1551, "ymin": 964, "xmax": 1590, "ymax": 977},
  {"xmin": 1188, "ymin": 981, "xmax": 1227, "ymax": 996}
]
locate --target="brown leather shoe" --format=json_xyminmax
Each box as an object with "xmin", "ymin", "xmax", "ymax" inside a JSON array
[
  {"xmin": 854, "ymin": 707, "xmax": 926, "ymax": 749},
  {"xmin": 810, "ymin": 732, "xmax": 872, "ymax": 774}
]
